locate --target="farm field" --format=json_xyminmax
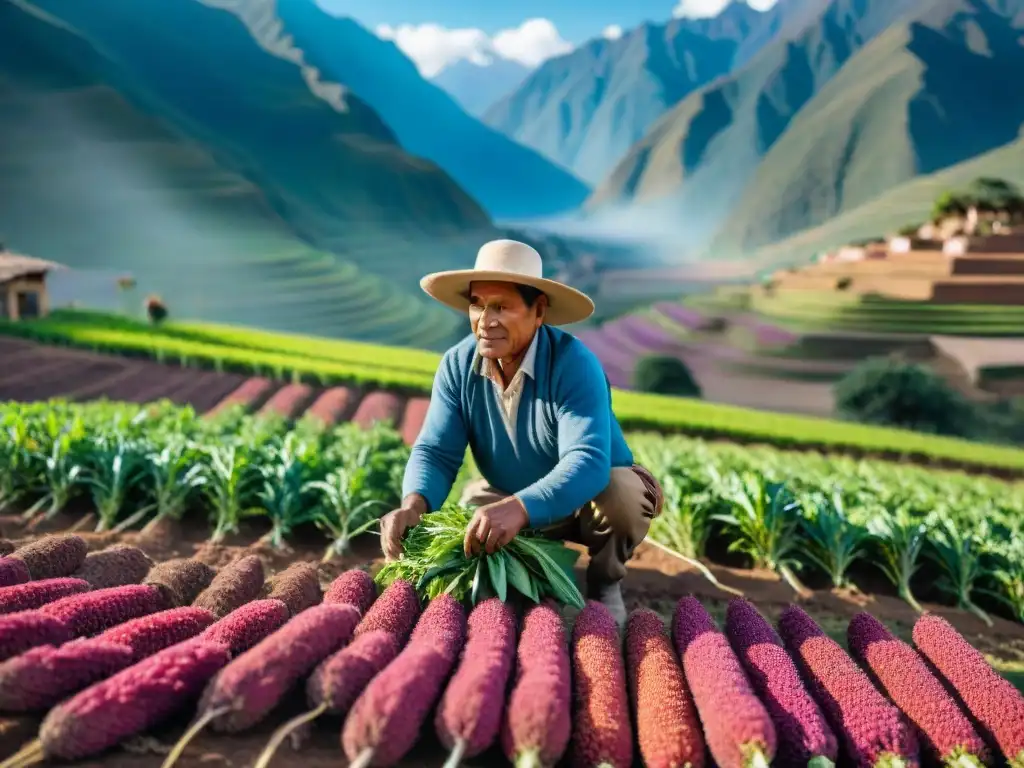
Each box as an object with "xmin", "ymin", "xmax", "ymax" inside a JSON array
[
  {"xmin": 4, "ymin": 313, "xmax": 1024, "ymax": 474},
  {"xmin": 0, "ymin": 401, "xmax": 1023, "ymax": 767}
]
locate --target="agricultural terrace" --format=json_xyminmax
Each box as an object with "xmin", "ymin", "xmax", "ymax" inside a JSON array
[
  {"xmin": 3, "ymin": 310, "xmax": 1024, "ymax": 474},
  {"xmin": 0, "ymin": 400, "xmax": 1023, "ymax": 768}
]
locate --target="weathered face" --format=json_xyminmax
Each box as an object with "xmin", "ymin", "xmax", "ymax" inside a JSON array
[{"xmin": 468, "ymin": 281, "xmax": 546, "ymax": 360}]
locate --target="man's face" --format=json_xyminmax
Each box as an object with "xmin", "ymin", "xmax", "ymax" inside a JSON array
[{"xmin": 468, "ymin": 281, "xmax": 546, "ymax": 360}]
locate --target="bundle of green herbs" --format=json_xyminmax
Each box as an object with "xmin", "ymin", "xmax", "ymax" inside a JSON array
[{"xmin": 375, "ymin": 504, "xmax": 585, "ymax": 609}]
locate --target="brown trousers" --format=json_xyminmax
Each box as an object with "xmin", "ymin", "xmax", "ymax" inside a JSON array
[{"xmin": 459, "ymin": 464, "xmax": 663, "ymax": 589}]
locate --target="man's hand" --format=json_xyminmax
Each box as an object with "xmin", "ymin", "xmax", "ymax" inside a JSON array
[
  {"xmin": 464, "ymin": 496, "xmax": 530, "ymax": 557},
  {"xmin": 380, "ymin": 495, "xmax": 427, "ymax": 561}
]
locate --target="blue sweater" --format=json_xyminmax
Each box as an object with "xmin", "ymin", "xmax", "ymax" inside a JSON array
[{"xmin": 402, "ymin": 325, "xmax": 634, "ymax": 527}]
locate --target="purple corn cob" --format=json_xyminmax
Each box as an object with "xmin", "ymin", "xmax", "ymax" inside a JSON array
[
  {"xmin": 0, "ymin": 556, "xmax": 31, "ymax": 587},
  {"xmin": 199, "ymin": 602, "xmax": 362, "ymax": 732},
  {"xmin": 673, "ymin": 596, "xmax": 777, "ymax": 768},
  {"xmin": 265, "ymin": 561, "xmax": 321, "ymax": 616},
  {"xmin": 324, "ymin": 568, "xmax": 376, "ymax": 614},
  {"xmin": 913, "ymin": 613, "xmax": 1024, "ymax": 767},
  {"xmin": 191, "ymin": 555, "xmax": 264, "ymax": 617},
  {"xmin": 778, "ymin": 606, "xmax": 919, "ymax": 768},
  {"xmin": 0, "ymin": 606, "xmax": 216, "ymax": 712},
  {"xmin": 352, "ymin": 578, "xmax": 420, "ymax": 640},
  {"xmin": 72, "ymin": 545, "xmax": 152, "ymax": 589},
  {"xmin": 0, "ymin": 578, "xmax": 91, "ymax": 614},
  {"xmin": 308, "ymin": 630, "xmax": 399, "ymax": 714},
  {"xmin": 502, "ymin": 601, "xmax": 573, "ymax": 768},
  {"xmin": 342, "ymin": 594, "xmax": 467, "ymax": 767},
  {"xmin": 200, "ymin": 598, "xmax": 291, "ymax": 656},
  {"xmin": 12, "ymin": 535, "xmax": 88, "ymax": 580},
  {"xmin": 0, "ymin": 612, "xmax": 71, "ymax": 661},
  {"xmin": 849, "ymin": 613, "xmax": 988, "ymax": 767},
  {"xmin": 725, "ymin": 599, "xmax": 838, "ymax": 767},
  {"xmin": 436, "ymin": 598, "xmax": 517, "ymax": 762}
]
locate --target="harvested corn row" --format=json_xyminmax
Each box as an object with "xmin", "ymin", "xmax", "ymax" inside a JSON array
[
  {"xmin": 778, "ymin": 606, "xmax": 919, "ymax": 768},
  {"xmin": 848, "ymin": 612, "xmax": 988, "ymax": 768},
  {"xmin": 192, "ymin": 555, "xmax": 264, "ymax": 617},
  {"xmin": 0, "ymin": 578, "xmax": 91, "ymax": 615},
  {"xmin": 11, "ymin": 535, "xmax": 87, "ymax": 581},
  {"xmin": 143, "ymin": 559, "xmax": 215, "ymax": 607},
  {"xmin": 725, "ymin": 599, "xmax": 837, "ymax": 767},
  {"xmin": 343, "ymin": 594, "xmax": 467, "ymax": 768},
  {"xmin": 502, "ymin": 601, "xmax": 572, "ymax": 768},
  {"xmin": 570, "ymin": 601, "xmax": 633, "ymax": 768},
  {"xmin": 265, "ymin": 561, "xmax": 321, "ymax": 615},
  {"xmin": 72, "ymin": 545, "xmax": 152, "ymax": 589},
  {"xmin": 0, "ymin": 607, "xmax": 216, "ymax": 712},
  {"xmin": 324, "ymin": 568, "xmax": 376, "ymax": 614},
  {"xmin": 673, "ymin": 596, "xmax": 776, "ymax": 768},
  {"xmin": 913, "ymin": 613, "xmax": 1024, "ymax": 768},
  {"xmin": 626, "ymin": 609, "xmax": 704, "ymax": 768},
  {"xmin": 199, "ymin": 598, "xmax": 291, "ymax": 655},
  {"xmin": 0, "ymin": 557, "xmax": 31, "ymax": 588},
  {"xmin": 436, "ymin": 598, "xmax": 517, "ymax": 767}
]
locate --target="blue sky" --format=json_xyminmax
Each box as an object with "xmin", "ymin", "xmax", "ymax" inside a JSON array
[{"xmin": 317, "ymin": 0, "xmax": 779, "ymax": 77}]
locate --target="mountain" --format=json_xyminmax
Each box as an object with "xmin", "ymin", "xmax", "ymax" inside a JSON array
[
  {"xmin": 709, "ymin": 0, "xmax": 1024, "ymax": 256},
  {"xmin": 274, "ymin": 1, "xmax": 589, "ymax": 221},
  {"xmin": 589, "ymin": 0, "xmax": 925, "ymax": 247},
  {"xmin": 482, "ymin": 0, "xmax": 820, "ymax": 185},
  {"xmin": 0, "ymin": 0, "xmax": 495, "ymax": 348},
  {"xmin": 432, "ymin": 57, "xmax": 531, "ymax": 117}
]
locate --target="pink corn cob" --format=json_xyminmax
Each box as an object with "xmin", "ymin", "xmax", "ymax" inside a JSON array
[
  {"xmin": 778, "ymin": 606, "xmax": 919, "ymax": 768},
  {"xmin": 200, "ymin": 598, "xmax": 291, "ymax": 655},
  {"xmin": 436, "ymin": 599, "xmax": 517, "ymax": 761},
  {"xmin": 0, "ymin": 607, "xmax": 216, "ymax": 712},
  {"xmin": 849, "ymin": 613, "xmax": 988, "ymax": 767},
  {"xmin": 626, "ymin": 609, "xmax": 705, "ymax": 768},
  {"xmin": 0, "ymin": 613, "xmax": 71, "ymax": 661},
  {"xmin": 0, "ymin": 578, "xmax": 91, "ymax": 614},
  {"xmin": 342, "ymin": 594, "xmax": 467, "ymax": 767},
  {"xmin": 0, "ymin": 556, "xmax": 31, "ymax": 587},
  {"xmin": 673, "ymin": 596, "xmax": 776, "ymax": 768},
  {"xmin": 725, "ymin": 599, "xmax": 838, "ymax": 767},
  {"xmin": 913, "ymin": 613, "xmax": 1024, "ymax": 767},
  {"xmin": 352, "ymin": 579, "xmax": 420, "ymax": 640},
  {"xmin": 502, "ymin": 601, "xmax": 573, "ymax": 768},
  {"xmin": 324, "ymin": 568, "xmax": 377, "ymax": 615}
]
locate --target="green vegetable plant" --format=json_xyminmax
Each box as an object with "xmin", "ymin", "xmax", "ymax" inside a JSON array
[{"xmin": 799, "ymin": 489, "xmax": 870, "ymax": 590}]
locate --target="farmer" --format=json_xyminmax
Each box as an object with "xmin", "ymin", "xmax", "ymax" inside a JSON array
[{"xmin": 379, "ymin": 239, "xmax": 662, "ymax": 624}]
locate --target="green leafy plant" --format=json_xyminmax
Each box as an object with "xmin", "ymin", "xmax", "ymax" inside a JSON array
[{"xmin": 800, "ymin": 489, "xmax": 870, "ymax": 589}]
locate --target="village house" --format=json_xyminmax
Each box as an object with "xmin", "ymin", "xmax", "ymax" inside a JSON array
[{"xmin": 0, "ymin": 249, "xmax": 62, "ymax": 321}]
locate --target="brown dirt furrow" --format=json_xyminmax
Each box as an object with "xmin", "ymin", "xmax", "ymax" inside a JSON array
[
  {"xmin": 204, "ymin": 377, "xmax": 278, "ymax": 416},
  {"xmin": 350, "ymin": 390, "xmax": 404, "ymax": 429},
  {"xmin": 257, "ymin": 383, "xmax": 317, "ymax": 420},
  {"xmin": 303, "ymin": 386, "xmax": 356, "ymax": 426},
  {"xmin": 0, "ymin": 355, "xmax": 78, "ymax": 389},
  {"xmin": 399, "ymin": 396, "xmax": 430, "ymax": 445},
  {"xmin": 0, "ymin": 360, "xmax": 124, "ymax": 401},
  {"xmin": 163, "ymin": 370, "xmax": 250, "ymax": 412}
]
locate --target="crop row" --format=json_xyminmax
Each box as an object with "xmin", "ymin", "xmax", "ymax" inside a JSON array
[
  {"xmin": 0, "ymin": 544, "xmax": 1021, "ymax": 768},
  {"xmin": 5, "ymin": 313, "xmax": 1024, "ymax": 470},
  {"xmin": 3, "ymin": 399, "xmax": 1024, "ymax": 625}
]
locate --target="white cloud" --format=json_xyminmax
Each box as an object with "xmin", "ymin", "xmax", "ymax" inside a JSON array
[
  {"xmin": 602, "ymin": 24, "xmax": 623, "ymax": 40},
  {"xmin": 672, "ymin": 0, "xmax": 777, "ymax": 18},
  {"xmin": 375, "ymin": 18, "xmax": 572, "ymax": 77}
]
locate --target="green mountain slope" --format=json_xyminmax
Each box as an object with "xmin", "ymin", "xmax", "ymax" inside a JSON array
[
  {"xmin": 0, "ymin": 0, "xmax": 494, "ymax": 348},
  {"xmin": 588, "ymin": 0, "xmax": 925, "ymax": 247},
  {"xmin": 711, "ymin": 0, "xmax": 1024, "ymax": 257}
]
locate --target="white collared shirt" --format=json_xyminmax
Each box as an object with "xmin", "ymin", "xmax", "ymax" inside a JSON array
[{"xmin": 474, "ymin": 333, "xmax": 538, "ymax": 446}]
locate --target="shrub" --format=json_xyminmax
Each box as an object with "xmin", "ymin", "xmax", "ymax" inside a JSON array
[
  {"xmin": 634, "ymin": 356, "xmax": 701, "ymax": 398},
  {"xmin": 836, "ymin": 277, "xmax": 852, "ymax": 290},
  {"xmin": 145, "ymin": 295, "xmax": 168, "ymax": 325},
  {"xmin": 833, "ymin": 357, "xmax": 977, "ymax": 438}
]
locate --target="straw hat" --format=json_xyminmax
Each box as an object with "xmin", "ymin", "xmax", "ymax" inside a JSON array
[{"xmin": 420, "ymin": 239, "xmax": 595, "ymax": 326}]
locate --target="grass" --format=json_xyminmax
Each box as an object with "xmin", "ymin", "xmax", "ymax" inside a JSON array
[{"xmin": 7, "ymin": 310, "xmax": 1024, "ymax": 472}]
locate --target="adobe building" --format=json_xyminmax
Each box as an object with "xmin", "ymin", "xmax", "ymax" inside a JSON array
[{"xmin": 0, "ymin": 250, "xmax": 62, "ymax": 321}]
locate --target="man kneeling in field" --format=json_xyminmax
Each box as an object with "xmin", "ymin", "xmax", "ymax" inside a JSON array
[{"xmin": 379, "ymin": 239, "xmax": 662, "ymax": 625}]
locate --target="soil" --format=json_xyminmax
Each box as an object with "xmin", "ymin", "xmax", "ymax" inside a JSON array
[{"xmin": 1, "ymin": 512, "xmax": 1022, "ymax": 768}]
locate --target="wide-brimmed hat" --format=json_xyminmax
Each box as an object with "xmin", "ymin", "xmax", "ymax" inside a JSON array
[{"xmin": 419, "ymin": 239, "xmax": 595, "ymax": 326}]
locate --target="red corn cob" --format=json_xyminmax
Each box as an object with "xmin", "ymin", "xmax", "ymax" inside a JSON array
[
  {"xmin": 0, "ymin": 613, "xmax": 72, "ymax": 666},
  {"xmin": 673, "ymin": 596, "xmax": 776, "ymax": 768},
  {"xmin": 342, "ymin": 594, "xmax": 467, "ymax": 767},
  {"xmin": 200, "ymin": 598, "xmax": 291, "ymax": 655},
  {"xmin": 0, "ymin": 578, "xmax": 91, "ymax": 615},
  {"xmin": 265, "ymin": 561, "xmax": 322, "ymax": 615},
  {"xmin": 436, "ymin": 598, "xmax": 517, "ymax": 763},
  {"xmin": 324, "ymin": 568, "xmax": 376, "ymax": 614},
  {"xmin": 570, "ymin": 601, "xmax": 633, "ymax": 768},
  {"xmin": 352, "ymin": 578, "xmax": 420, "ymax": 640},
  {"xmin": 848, "ymin": 612, "xmax": 988, "ymax": 767},
  {"xmin": 143, "ymin": 558, "xmax": 216, "ymax": 607},
  {"xmin": 626, "ymin": 609, "xmax": 705, "ymax": 768},
  {"xmin": 725, "ymin": 599, "xmax": 838, "ymax": 767},
  {"xmin": 0, "ymin": 606, "xmax": 215, "ymax": 712},
  {"xmin": 913, "ymin": 613, "xmax": 1024, "ymax": 768},
  {"xmin": 72, "ymin": 545, "xmax": 152, "ymax": 589},
  {"xmin": 502, "ymin": 600, "xmax": 573, "ymax": 768},
  {"xmin": 11, "ymin": 535, "xmax": 88, "ymax": 580},
  {"xmin": 778, "ymin": 606, "xmax": 919, "ymax": 768},
  {"xmin": 191, "ymin": 555, "xmax": 265, "ymax": 617},
  {"xmin": 0, "ymin": 557, "xmax": 31, "ymax": 587}
]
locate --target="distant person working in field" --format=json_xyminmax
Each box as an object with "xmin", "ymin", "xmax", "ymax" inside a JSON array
[{"xmin": 379, "ymin": 238, "xmax": 662, "ymax": 624}]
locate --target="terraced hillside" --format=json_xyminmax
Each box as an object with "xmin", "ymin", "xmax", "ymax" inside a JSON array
[{"xmin": 0, "ymin": 338, "xmax": 432, "ymax": 445}]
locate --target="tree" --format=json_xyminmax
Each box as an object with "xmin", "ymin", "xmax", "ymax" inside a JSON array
[
  {"xmin": 932, "ymin": 190, "xmax": 972, "ymax": 221},
  {"xmin": 967, "ymin": 177, "xmax": 1024, "ymax": 215},
  {"xmin": 834, "ymin": 357, "xmax": 977, "ymax": 438},
  {"xmin": 145, "ymin": 294, "xmax": 168, "ymax": 325},
  {"xmin": 633, "ymin": 355, "xmax": 702, "ymax": 397}
]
